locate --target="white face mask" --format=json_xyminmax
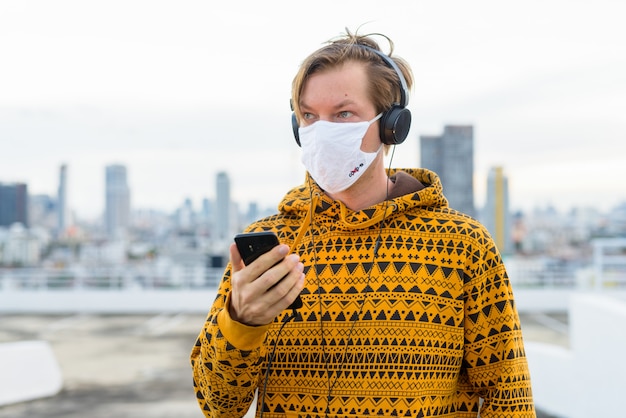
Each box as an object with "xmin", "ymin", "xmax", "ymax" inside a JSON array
[{"xmin": 299, "ymin": 113, "xmax": 383, "ymax": 194}]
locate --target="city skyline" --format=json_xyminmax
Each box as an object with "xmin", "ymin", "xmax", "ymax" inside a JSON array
[
  {"xmin": 9, "ymin": 159, "xmax": 624, "ymax": 230},
  {"xmin": 1, "ymin": 1, "xmax": 625, "ymax": 218}
]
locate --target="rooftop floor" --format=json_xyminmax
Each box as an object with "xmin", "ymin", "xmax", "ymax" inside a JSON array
[{"xmin": 0, "ymin": 312, "xmax": 562, "ymax": 418}]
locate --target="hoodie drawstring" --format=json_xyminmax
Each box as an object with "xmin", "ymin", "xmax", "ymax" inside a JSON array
[{"xmin": 291, "ymin": 192, "xmax": 320, "ymax": 253}]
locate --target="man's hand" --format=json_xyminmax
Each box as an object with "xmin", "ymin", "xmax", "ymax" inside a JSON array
[{"xmin": 228, "ymin": 243, "xmax": 304, "ymax": 325}]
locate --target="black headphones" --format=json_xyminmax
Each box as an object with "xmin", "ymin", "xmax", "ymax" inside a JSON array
[{"xmin": 292, "ymin": 44, "xmax": 412, "ymax": 146}]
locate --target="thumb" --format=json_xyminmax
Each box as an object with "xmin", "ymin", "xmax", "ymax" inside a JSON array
[{"xmin": 229, "ymin": 242, "xmax": 245, "ymax": 272}]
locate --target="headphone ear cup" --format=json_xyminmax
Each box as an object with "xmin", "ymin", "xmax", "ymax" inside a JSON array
[
  {"xmin": 379, "ymin": 106, "xmax": 412, "ymax": 145},
  {"xmin": 291, "ymin": 112, "xmax": 301, "ymax": 146}
]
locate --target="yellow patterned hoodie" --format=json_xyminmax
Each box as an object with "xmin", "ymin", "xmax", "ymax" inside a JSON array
[{"xmin": 190, "ymin": 168, "xmax": 535, "ymax": 418}]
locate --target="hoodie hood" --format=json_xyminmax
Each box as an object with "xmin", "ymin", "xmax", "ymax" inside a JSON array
[{"xmin": 278, "ymin": 168, "xmax": 448, "ymax": 249}]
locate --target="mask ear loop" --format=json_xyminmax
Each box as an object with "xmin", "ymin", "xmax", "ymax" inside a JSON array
[{"xmin": 369, "ymin": 112, "xmax": 383, "ymax": 125}]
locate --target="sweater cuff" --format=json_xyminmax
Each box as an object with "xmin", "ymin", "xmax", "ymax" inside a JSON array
[{"xmin": 217, "ymin": 294, "xmax": 270, "ymax": 351}]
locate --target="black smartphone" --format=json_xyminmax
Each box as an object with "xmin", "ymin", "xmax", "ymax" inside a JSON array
[
  {"xmin": 235, "ymin": 231, "xmax": 281, "ymax": 265},
  {"xmin": 234, "ymin": 231, "xmax": 303, "ymax": 310}
]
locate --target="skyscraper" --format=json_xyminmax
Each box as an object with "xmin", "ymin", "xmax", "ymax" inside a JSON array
[
  {"xmin": 420, "ymin": 125, "xmax": 475, "ymax": 218},
  {"xmin": 0, "ymin": 182, "xmax": 28, "ymax": 228},
  {"xmin": 215, "ymin": 171, "xmax": 231, "ymax": 241},
  {"xmin": 105, "ymin": 164, "xmax": 130, "ymax": 238},
  {"xmin": 483, "ymin": 166, "xmax": 512, "ymax": 254},
  {"xmin": 57, "ymin": 164, "xmax": 69, "ymax": 237}
]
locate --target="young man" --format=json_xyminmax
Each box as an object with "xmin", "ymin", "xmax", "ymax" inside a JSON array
[{"xmin": 191, "ymin": 29, "xmax": 536, "ymax": 417}]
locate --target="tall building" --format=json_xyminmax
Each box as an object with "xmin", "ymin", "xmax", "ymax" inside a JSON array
[
  {"xmin": 57, "ymin": 164, "xmax": 69, "ymax": 237},
  {"xmin": 177, "ymin": 198, "xmax": 195, "ymax": 231},
  {"xmin": 29, "ymin": 194, "xmax": 56, "ymax": 229},
  {"xmin": 215, "ymin": 171, "xmax": 231, "ymax": 241},
  {"xmin": 201, "ymin": 198, "xmax": 212, "ymax": 223},
  {"xmin": 0, "ymin": 182, "xmax": 28, "ymax": 228},
  {"xmin": 483, "ymin": 166, "xmax": 512, "ymax": 254},
  {"xmin": 420, "ymin": 125, "xmax": 475, "ymax": 218},
  {"xmin": 105, "ymin": 164, "xmax": 130, "ymax": 238}
]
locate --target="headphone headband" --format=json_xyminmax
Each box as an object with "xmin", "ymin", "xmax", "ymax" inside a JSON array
[{"xmin": 357, "ymin": 44, "xmax": 409, "ymax": 109}]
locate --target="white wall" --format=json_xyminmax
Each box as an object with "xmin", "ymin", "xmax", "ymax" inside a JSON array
[
  {"xmin": 525, "ymin": 293, "xmax": 626, "ymax": 418},
  {"xmin": 0, "ymin": 341, "xmax": 63, "ymax": 406},
  {"xmin": 0, "ymin": 289, "xmax": 219, "ymax": 314}
]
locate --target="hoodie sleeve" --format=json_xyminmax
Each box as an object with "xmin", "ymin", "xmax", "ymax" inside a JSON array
[
  {"xmin": 190, "ymin": 264, "xmax": 270, "ymax": 418},
  {"xmin": 461, "ymin": 226, "xmax": 536, "ymax": 417}
]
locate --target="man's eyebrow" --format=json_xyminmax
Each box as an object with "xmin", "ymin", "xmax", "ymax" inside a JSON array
[
  {"xmin": 299, "ymin": 98, "xmax": 358, "ymax": 111},
  {"xmin": 333, "ymin": 98, "xmax": 358, "ymax": 109}
]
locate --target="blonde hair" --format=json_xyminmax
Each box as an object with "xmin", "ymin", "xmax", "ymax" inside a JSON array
[{"xmin": 291, "ymin": 28, "xmax": 413, "ymax": 129}]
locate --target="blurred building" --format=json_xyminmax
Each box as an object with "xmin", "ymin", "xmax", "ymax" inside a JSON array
[
  {"xmin": 29, "ymin": 194, "xmax": 57, "ymax": 230},
  {"xmin": 420, "ymin": 125, "xmax": 475, "ymax": 218},
  {"xmin": 200, "ymin": 197, "xmax": 212, "ymax": 227},
  {"xmin": 483, "ymin": 166, "xmax": 513, "ymax": 254},
  {"xmin": 244, "ymin": 201, "xmax": 259, "ymax": 227},
  {"xmin": 0, "ymin": 182, "xmax": 28, "ymax": 228},
  {"xmin": 177, "ymin": 198, "xmax": 195, "ymax": 232},
  {"xmin": 0, "ymin": 223, "xmax": 41, "ymax": 266},
  {"xmin": 57, "ymin": 164, "xmax": 70, "ymax": 238},
  {"xmin": 105, "ymin": 164, "xmax": 131, "ymax": 239},
  {"xmin": 215, "ymin": 171, "xmax": 232, "ymax": 241}
]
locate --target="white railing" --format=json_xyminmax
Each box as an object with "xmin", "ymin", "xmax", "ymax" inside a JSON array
[
  {"xmin": 0, "ymin": 265, "xmax": 224, "ymax": 291},
  {"xmin": 2, "ymin": 238, "xmax": 626, "ymax": 314},
  {"xmin": 593, "ymin": 238, "xmax": 626, "ymax": 290},
  {"xmin": 504, "ymin": 256, "xmax": 583, "ymax": 288}
]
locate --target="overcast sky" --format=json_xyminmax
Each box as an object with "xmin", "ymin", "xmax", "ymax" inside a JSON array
[{"xmin": 1, "ymin": 0, "xmax": 625, "ymax": 220}]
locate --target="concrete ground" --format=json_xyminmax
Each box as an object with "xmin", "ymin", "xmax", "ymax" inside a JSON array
[{"xmin": 0, "ymin": 312, "xmax": 564, "ymax": 418}]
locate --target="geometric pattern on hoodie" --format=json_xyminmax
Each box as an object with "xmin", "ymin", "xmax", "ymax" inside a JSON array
[{"xmin": 190, "ymin": 168, "xmax": 536, "ymax": 418}]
